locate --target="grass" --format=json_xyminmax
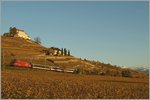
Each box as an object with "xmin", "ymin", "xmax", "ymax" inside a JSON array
[{"xmin": 1, "ymin": 66, "xmax": 149, "ymax": 99}]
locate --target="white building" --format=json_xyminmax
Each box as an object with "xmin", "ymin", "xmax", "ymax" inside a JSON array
[
  {"xmin": 3, "ymin": 27, "xmax": 31, "ymax": 40},
  {"xmin": 53, "ymin": 49, "xmax": 62, "ymax": 56},
  {"xmin": 14, "ymin": 29, "xmax": 31, "ymax": 40}
]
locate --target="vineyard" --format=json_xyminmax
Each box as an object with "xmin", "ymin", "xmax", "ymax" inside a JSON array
[{"xmin": 2, "ymin": 66, "xmax": 149, "ymax": 99}]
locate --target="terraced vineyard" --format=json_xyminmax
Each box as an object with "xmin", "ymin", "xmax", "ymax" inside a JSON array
[
  {"xmin": 2, "ymin": 66, "xmax": 149, "ymax": 99},
  {"xmin": 1, "ymin": 36, "xmax": 149, "ymax": 99}
]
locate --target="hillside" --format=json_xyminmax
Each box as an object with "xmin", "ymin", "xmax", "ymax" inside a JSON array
[
  {"xmin": 1, "ymin": 36, "xmax": 46, "ymax": 56},
  {"xmin": 1, "ymin": 36, "xmax": 148, "ymax": 78},
  {"xmin": 1, "ymin": 35, "xmax": 149, "ymax": 99}
]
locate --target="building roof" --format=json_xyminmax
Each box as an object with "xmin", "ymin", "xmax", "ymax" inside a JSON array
[{"xmin": 16, "ymin": 28, "xmax": 25, "ymax": 32}]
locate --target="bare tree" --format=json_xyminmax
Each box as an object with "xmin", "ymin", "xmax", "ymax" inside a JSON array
[{"xmin": 34, "ymin": 37, "xmax": 41, "ymax": 44}]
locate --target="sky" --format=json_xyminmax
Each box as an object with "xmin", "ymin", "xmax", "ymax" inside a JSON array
[{"xmin": 1, "ymin": 1, "xmax": 149, "ymax": 67}]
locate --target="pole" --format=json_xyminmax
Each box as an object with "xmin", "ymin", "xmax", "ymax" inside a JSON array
[
  {"xmin": 2, "ymin": 48, "xmax": 4, "ymax": 67},
  {"xmin": 45, "ymin": 56, "xmax": 46, "ymax": 66},
  {"xmin": 1, "ymin": 49, "xmax": 3, "ymax": 67}
]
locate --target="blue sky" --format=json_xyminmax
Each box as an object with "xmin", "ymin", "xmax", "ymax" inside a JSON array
[{"xmin": 1, "ymin": 1, "xmax": 149, "ymax": 67}]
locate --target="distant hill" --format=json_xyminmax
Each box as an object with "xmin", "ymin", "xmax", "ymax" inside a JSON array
[
  {"xmin": 1, "ymin": 36, "xmax": 148, "ymax": 78},
  {"xmin": 123, "ymin": 66, "xmax": 149, "ymax": 75},
  {"xmin": 135, "ymin": 68, "xmax": 149, "ymax": 74}
]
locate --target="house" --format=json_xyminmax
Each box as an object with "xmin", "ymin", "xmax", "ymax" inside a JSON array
[
  {"xmin": 43, "ymin": 47, "xmax": 62, "ymax": 56},
  {"xmin": 3, "ymin": 27, "xmax": 31, "ymax": 40},
  {"xmin": 53, "ymin": 48, "xmax": 62, "ymax": 56}
]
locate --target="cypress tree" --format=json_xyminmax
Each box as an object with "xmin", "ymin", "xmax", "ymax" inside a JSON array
[
  {"xmin": 64, "ymin": 48, "xmax": 67, "ymax": 56},
  {"xmin": 61, "ymin": 48, "xmax": 64, "ymax": 55},
  {"xmin": 68, "ymin": 50, "xmax": 70, "ymax": 56}
]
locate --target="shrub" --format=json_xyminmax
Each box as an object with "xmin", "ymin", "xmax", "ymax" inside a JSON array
[{"xmin": 121, "ymin": 70, "xmax": 131, "ymax": 77}]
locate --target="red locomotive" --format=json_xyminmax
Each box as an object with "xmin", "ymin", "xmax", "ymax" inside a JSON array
[{"xmin": 11, "ymin": 59, "xmax": 32, "ymax": 68}]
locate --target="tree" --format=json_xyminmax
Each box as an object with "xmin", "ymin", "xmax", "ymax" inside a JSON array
[
  {"xmin": 68, "ymin": 50, "xmax": 70, "ymax": 56},
  {"xmin": 34, "ymin": 37, "xmax": 41, "ymax": 44},
  {"xmin": 56, "ymin": 50, "xmax": 59, "ymax": 55},
  {"xmin": 10, "ymin": 27, "xmax": 17, "ymax": 36},
  {"xmin": 3, "ymin": 33, "xmax": 9, "ymax": 36},
  {"xmin": 64, "ymin": 48, "xmax": 67, "ymax": 56},
  {"xmin": 9, "ymin": 27, "xmax": 13, "ymax": 33},
  {"xmin": 121, "ymin": 70, "xmax": 131, "ymax": 77},
  {"xmin": 61, "ymin": 48, "xmax": 64, "ymax": 55},
  {"xmin": 84, "ymin": 58, "xmax": 87, "ymax": 61},
  {"xmin": 45, "ymin": 50, "xmax": 50, "ymax": 55}
]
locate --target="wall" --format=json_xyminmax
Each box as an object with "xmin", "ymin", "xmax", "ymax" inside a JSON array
[{"xmin": 15, "ymin": 30, "xmax": 31, "ymax": 40}]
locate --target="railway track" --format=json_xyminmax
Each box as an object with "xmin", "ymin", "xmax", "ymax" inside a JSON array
[{"xmin": 32, "ymin": 63, "xmax": 77, "ymax": 73}]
